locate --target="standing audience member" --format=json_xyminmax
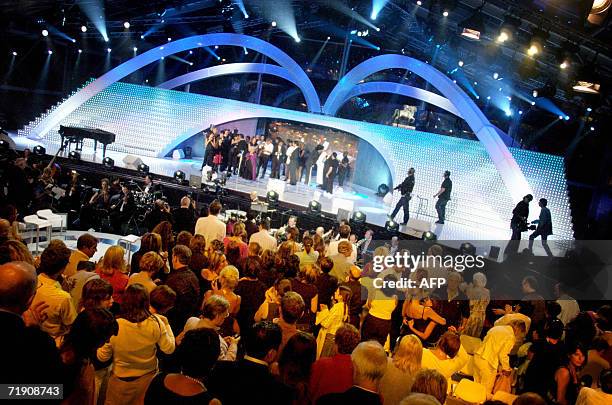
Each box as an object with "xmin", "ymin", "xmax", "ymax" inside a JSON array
[
  {"xmin": 249, "ymin": 218, "xmax": 277, "ymax": 252},
  {"xmin": 329, "ymin": 241, "xmax": 353, "ymax": 282},
  {"xmin": 0, "ymin": 239, "xmax": 35, "ymax": 265},
  {"xmin": 97, "ymin": 284, "xmax": 175, "ymax": 405},
  {"xmin": 462, "ymin": 272, "xmax": 490, "ymax": 338},
  {"xmin": 255, "ymin": 278, "xmax": 292, "ymax": 322},
  {"xmin": 315, "ymin": 256, "xmax": 339, "ymax": 308},
  {"xmin": 327, "ymin": 224, "xmax": 357, "ymax": 263},
  {"xmin": 203, "ymin": 266, "xmax": 241, "ymax": 336},
  {"xmin": 130, "ymin": 233, "xmax": 165, "ymax": 275},
  {"xmin": 234, "ymin": 256, "xmax": 266, "ymax": 334},
  {"xmin": 80, "ymin": 278, "xmax": 114, "ymax": 311},
  {"xmin": 149, "ymin": 285, "xmax": 176, "ymax": 316},
  {"xmin": 343, "ymin": 265, "xmax": 367, "ymax": 328},
  {"xmin": 279, "ymin": 331, "xmax": 317, "ymax": 405},
  {"xmin": 189, "ymin": 234, "xmax": 207, "ymax": 273},
  {"xmin": 315, "ymin": 286, "xmax": 351, "ymax": 358},
  {"xmin": 555, "ymin": 282, "xmax": 580, "ymax": 326},
  {"xmin": 172, "ymin": 196, "xmax": 197, "ymax": 234},
  {"xmin": 96, "ymin": 245, "xmax": 129, "ymax": 307},
  {"xmin": 421, "ymin": 331, "xmax": 468, "ymax": 383},
  {"xmin": 380, "ymin": 335, "xmax": 423, "ymax": 405},
  {"xmin": 128, "ymin": 252, "xmax": 164, "ymax": 293},
  {"xmin": 194, "ymin": 200, "xmax": 226, "ymax": 245},
  {"xmin": 297, "ymin": 235, "xmax": 318, "ymax": 268},
  {"xmin": 317, "ymin": 340, "xmax": 388, "ymax": 405},
  {"xmin": 292, "ymin": 264, "xmax": 319, "ymax": 332},
  {"xmin": 165, "ymin": 245, "xmax": 200, "ymax": 334},
  {"xmin": 361, "ymin": 274, "xmax": 399, "ymax": 346},
  {"xmin": 32, "ymin": 240, "xmax": 77, "ymax": 345},
  {"xmin": 277, "ymin": 291, "xmax": 306, "ymax": 355},
  {"xmin": 63, "ymin": 258, "xmax": 100, "ymax": 310}
]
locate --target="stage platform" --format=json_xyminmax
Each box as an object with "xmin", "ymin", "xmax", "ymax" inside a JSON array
[{"xmin": 12, "ymin": 134, "xmax": 568, "ymax": 259}]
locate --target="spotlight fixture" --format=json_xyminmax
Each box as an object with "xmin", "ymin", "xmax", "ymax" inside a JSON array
[
  {"xmin": 532, "ymin": 89, "xmax": 538, "ymax": 98},
  {"xmin": 377, "ymin": 184, "xmax": 390, "ymax": 196},
  {"xmin": 167, "ymin": 37, "xmax": 172, "ymax": 42},
  {"xmin": 295, "ymin": 37, "xmax": 301, "ymax": 43},
  {"xmin": 308, "ymin": 200, "xmax": 321, "ymax": 214},
  {"xmin": 102, "ymin": 157, "xmax": 114, "ymax": 168},
  {"xmin": 47, "ymin": 50, "xmax": 53, "ymax": 55},
  {"xmin": 133, "ymin": 47, "xmax": 138, "ymax": 52},
  {"xmin": 532, "ymin": 81, "xmax": 557, "ymax": 99},
  {"xmin": 78, "ymin": 49, "xmax": 82, "ymax": 53},
  {"xmin": 12, "ymin": 51, "xmax": 17, "ymax": 56},
  {"xmin": 458, "ymin": 60, "xmax": 464, "ymax": 67},
  {"xmin": 33, "ymin": 145, "xmax": 46, "ymax": 156},
  {"xmin": 497, "ymin": 15, "xmax": 521, "ymax": 43},
  {"xmin": 526, "ymin": 28, "xmax": 549, "ymax": 57},
  {"xmin": 81, "ymin": 25, "xmax": 87, "ymax": 33},
  {"xmin": 266, "ymin": 190, "xmax": 279, "ymax": 206},
  {"xmin": 417, "ymin": 0, "xmax": 422, "ymax": 5},
  {"xmin": 123, "ymin": 21, "xmax": 130, "ymax": 29},
  {"xmin": 174, "ymin": 170, "xmax": 185, "ymax": 182},
  {"xmin": 493, "ymin": 72, "xmax": 499, "ymax": 79},
  {"xmin": 137, "ymin": 163, "xmax": 149, "ymax": 174},
  {"xmin": 385, "ymin": 220, "xmax": 399, "ymax": 232},
  {"xmin": 572, "ymin": 65, "xmax": 601, "ymax": 94},
  {"xmin": 107, "ymin": 48, "xmax": 111, "ymax": 53},
  {"xmin": 556, "ymin": 41, "xmax": 578, "ymax": 70},
  {"xmin": 68, "ymin": 151, "xmax": 81, "ymax": 161},
  {"xmin": 42, "ymin": 29, "xmax": 49, "ymax": 37},
  {"xmin": 352, "ymin": 211, "xmax": 367, "ymax": 224},
  {"xmin": 0, "ymin": 140, "xmax": 9, "ymax": 152},
  {"xmin": 459, "ymin": 8, "xmax": 485, "ymax": 41},
  {"xmin": 422, "ymin": 231, "xmax": 437, "ymax": 241},
  {"xmin": 271, "ymin": 21, "xmax": 277, "ymax": 27},
  {"xmin": 443, "ymin": 11, "xmax": 449, "ymax": 17}
]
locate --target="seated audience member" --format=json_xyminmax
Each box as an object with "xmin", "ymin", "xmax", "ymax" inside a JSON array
[
  {"xmin": 175, "ymin": 230, "xmax": 193, "ymax": 248},
  {"xmin": 551, "ymin": 342, "xmax": 586, "ymax": 405},
  {"xmin": 179, "ymin": 295, "xmax": 238, "ymax": 361},
  {"xmin": 128, "ymin": 251, "xmax": 164, "ymax": 293},
  {"xmin": 421, "ymin": 331, "xmax": 468, "ymax": 382},
  {"xmin": 204, "ymin": 265, "xmax": 241, "ymax": 336},
  {"xmin": 64, "ymin": 233, "xmax": 98, "ymax": 277},
  {"xmin": 317, "ymin": 340, "xmax": 388, "ymax": 405},
  {"xmin": 97, "ymin": 284, "xmax": 175, "ymax": 404},
  {"xmin": 279, "ymin": 331, "xmax": 317, "ymax": 404},
  {"xmin": 0, "ymin": 262, "xmax": 64, "ymax": 384},
  {"xmin": 131, "ymin": 233, "xmax": 165, "ymax": 275},
  {"xmin": 149, "ymin": 284, "xmax": 176, "ymax": 316},
  {"xmin": 399, "ymin": 393, "xmax": 441, "ymax": 405},
  {"xmin": 409, "ymin": 369, "xmax": 448, "ymax": 405},
  {"xmin": 315, "ymin": 256, "xmax": 339, "ymax": 308},
  {"xmin": 80, "ymin": 278, "xmax": 113, "ymax": 311},
  {"xmin": 0, "ymin": 239, "xmax": 35, "ymax": 265},
  {"xmin": 255, "ymin": 278, "xmax": 292, "ymax": 322},
  {"xmin": 309, "ymin": 324, "xmax": 360, "ymax": 402},
  {"xmin": 208, "ymin": 321, "xmax": 292, "ymax": 405},
  {"xmin": 145, "ymin": 328, "xmax": 221, "ymax": 405},
  {"xmin": 380, "ymin": 334, "xmax": 423, "ymax": 405},
  {"xmin": 523, "ymin": 320, "xmax": 565, "ymax": 397},
  {"xmin": 32, "ymin": 240, "xmax": 77, "ymax": 345},
  {"xmin": 96, "ymin": 245, "xmax": 129, "ymax": 306},
  {"xmin": 277, "ymin": 291, "xmax": 306, "ymax": 355},
  {"xmin": 512, "ymin": 392, "xmax": 547, "ymax": 405},
  {"xmin": 576, "ymin": 369, "xmax": 612, "ymax": 405},
  {"xmin": 166, "ymin": 245, "xmax": 200, "ymax": 333},
  {"xmin": 474, "ymin": 320, "xmax": 526, "ymax": 393},
  {"xmin": 64, "ymin": 257, "xmax": 100, "ymax": 310},
  {"xmin": 60, "ymin": 308, "xmax": 118, "ymax": 405}
]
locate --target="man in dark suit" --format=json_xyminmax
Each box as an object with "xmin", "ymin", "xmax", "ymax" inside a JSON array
[
  {"xmin": 172, "ymin": 196, "xmax": 197, "ymax": 233},
  {"xmin": 208, "ymin": 321, "xmax": 293, "ymax": 405},
  {"xmin": 390, "ymin": 167, "xmax": 415, "ymax": 225},
  {"xmin": 316, "ymin": 341, "xmax": 387, "ymax": 405},
  {"xmin": 529, "ymin": 198, "xmax": 553, "ymax": 257},
  {"xmin": 510, "ymin": 194, "xmax": 533, "ymax": 240},
  {"xmin": 110, "ymin": 183, "xmax": 136, "ymax": 234},
  {"xmin": 0, "ymin": 262, "xmax": 63, "ymax": 384}
]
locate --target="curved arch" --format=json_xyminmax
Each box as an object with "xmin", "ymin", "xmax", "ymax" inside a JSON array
[
  {"xmin": 323, "ymin": 54, "xmax": 530, "ymax": 201},
  {"xmin": 28, "ymin": 33, "xmax": 321, "ymax": 139},
  {"xmin": 332, "ymin": 81, "xmax": 461, "ymax": 116},
  {"xmin": 158, "ymin": 63, "xmax": 310, "ymax": 109},
  {"xmin": 273, "ymin": 88, "xmax": 301, "ymax": 107}
]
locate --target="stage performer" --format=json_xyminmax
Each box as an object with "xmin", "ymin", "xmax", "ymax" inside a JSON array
[
  {"xmin": 510, "ymin": 194, "xmax": 533, "ymax": 240},
  {"xmin": 201, "ymin": 126, "xmax": 218, "ymax": 170},
  {"xmin": 338, "ymin": 151, "xmax": 350, "ymax": 187},
  {"xmin": 220, "ymin": 129, "xmax": 232, "ymax": 172},
  {"xmin": 305, "ymin": 144, "xmax": 323, "ymax": 186},
  {"xmin": 297, "ymin": 143, "xmax": 308, "ymax": 183},
  {"xmin": 324, "ymin": 152, "xmax": 339, "ymax": 194},
  {"xmin": 433, "ymin": 170, "xmax": 452, "ymax": 224},
  {"xmin": 257, "ymin": 138, "xmax": 274, "ymax": 179},
  {"xmin": 241, "ymin": 145, "xmax": 258, "ymax": 181},
  {"xmin": 286, "ymin": 141, "xmax": 299, "ymax": 185},
  {"xmin": 390, "ymin": 167, "xmax": 415, "ymax": 225},
  {"xmin": 528, "ymin": 198, "xmax": 553, "ymax": 257},
  {"xmin": 315, "ymin": 143, "xmax": 329, "ymax": 187},
  {"xmin": 270, "ymin": 138, "xmax": 283, "ymax": 179}
]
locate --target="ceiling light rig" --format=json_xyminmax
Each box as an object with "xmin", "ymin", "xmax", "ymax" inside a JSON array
[
  {"xmin": 496, "ymin": 15, "xmax": 521, "ymax": 43},
  {"xmin": 459, "ymin": 5, "xmax": 485, "ymax": 41}
]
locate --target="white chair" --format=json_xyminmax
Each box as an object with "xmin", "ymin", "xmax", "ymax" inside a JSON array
[
  {"xmin": 118, "ymin": 234, "xmax": 141, "ymax": 265},
  {"xmin": 36, "ymin": 209, "xmax": 68, "ymax": 239},
  {"xmin": 23, "ymin": 215, "xmax": 52, "ymax": 254}
]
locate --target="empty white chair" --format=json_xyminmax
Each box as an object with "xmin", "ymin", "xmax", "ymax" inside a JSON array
[
  {"xmin": 37, "ymin": 209, "xmax": 68, "ymax": 238},
  {"xmin": 23, "ymin": 215, "xmax": 52, "ymax": 254},
  {"xmin": 118, "ymin": 234, "xmax": 141, "ymax": 265}
]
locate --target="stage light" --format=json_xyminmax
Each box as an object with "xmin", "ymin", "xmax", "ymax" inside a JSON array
[
  {"xmin": 271, "ymin": 21, "xmax": 277, "ymax": 27},
  {"xmin": 377, "ymin": 184, "xmax": 389, "ymax": 196},
  {"xmin": 133, "ymin": 47, "xmax": 138, "ymax": 52},
  {"xmin": 527, "ymin": 45, "xmax": 539, "ymax": 56},
  {"xmin": 295, "ymin": 37, "xmax": 301, "ymax": 43},
  {"xmin": 327, "ymin": 36, "xmax": 331, "ymax": 40},
  {"xmin": 459, "ymin": 10, "xmax": 485, "ymax": 41},
  {"xmin": 78, "ymin": 49, "xmax": 82, "ymax": 53},
  {"xmin": 497, "ymin": 15, "xmax": 521, "ymax": 43},
  {"xmin": 137, "ymin": 163, "xmax": 149, "ymax": 174},
  {"xmin": 572, "ymin": 65, "xmax": 601, "ymax": 94},
  {"xmin": 42, "ymin": 29, "xmax": 49, "ymax": 37},
  {"xmin": 497, "ymin": 31, "xmax": 509, "ymax": 43},
  {"xmin": 161, "ymin": 56, "xmax": 165, "ymax": 60},
  {"xmin": 505, "ymin": 110, "xmax": 513, "ymax": 117},
  {"xmin": 47, "ymin": 50, "xmax": 53, "ymax": 55},
  {"xmin": 352, "ymin": 211, "xmax": 367, "ymax": 224},
  {"xmin": 518, "ymin": 110, "xmax": 523, "ymax": 115},
  {"xmin": 459, "ymin": 242, "xmax": 476, "ymax": 256},
  {"xmin": 532, "ymin": 90, "xmax": 538, "ymax": 98},
  {"xmin": 244, "ymin": 14, "xmax": 249, "ymax": 19},
  {"xmin": 422, "ymin": 231, "xmax": 437, "ymax": 241},
  {"xmin": 123, "ymin": 21, "xmax": 130, "ymax": 29},
  {"xmin": 69, "ymin": 151, "xmax": 81, "ymax": 161},
  {"xmin": 587, "ymin": 107, "xmax": 592, "ymax": 112},
  {"xmin": 558, "ymin": 115, "xmax": 563, "ymax": 120},
  {"xmin": 140, "ymin": 34, "xmax": 145, "ymax": 39},
  {"xmin": 33, "ymin": 145, "xmax": 46, "ymax": 156},
  {"xmin": 527, "ymin": 28, "xmax": 548, "ymax": 57},
  {"xmin": 486, "ymin": 96, "xmax": 491, "ymax": 100},
  {"xmin": 81, "ymin": 25, "xmax": 87, "ymax": 33},
  {"xmin": 102, "ymin": 157, "xmax": 114, "ymax": 168},
  {"xmin": 12, "ymin": 51, "xmax": 17, "ymax": 56},
  {"xmin": 590, "ymin": 126, "xmax": 595, "ymax": 131},
  {"xmin": 107, "ymin": 48, "xmax": 111, "ymax": 53},
  {"xmin": 104, "ymin": 37, "xmax": 109, "ymax": 43},
  {"xmin": 417, "ymin": 0, "xmax": 422, "ymax": 5},
  {"xmin": 588, "ymin": 0, "xmax": 612, "ymax": 25},
  {"xmin": 189, "ymin": 62, "xmax": 193, "ymax": 66},
  {"xmin": 266, "ymin": 190, "xmax": 279, "ymax": 206},
  {"xmin": 458, "ymin": 60, "xmax": 464, "ymax": 67},
  {"xmin": 531, "ymin": 101, "xmax": 535, "ymax": 105},
  {"xmin": 189, "ymin": 50, "xmax": 193, "ymax": 54},
  {"xmin": 0, "ymin": 140, "xmax": 9, "ymax": 152},
  {"xmin": 493, "ymin": 72, "xmax": 499, "ymax": 79},
  {"xmin": 174, "ymin": 170, "xmax": 185, "ymax": 182},
  {"xmin": 214, "ymin": 45, "xmax": 219, "ymax": 49},
  {"xmin": 167, "ymin": 37, "xmax": 172, "ymax": 42},
  {"xmin": 308, "ymin": 200, "xmax": 321, "ymax": 214},
  {"xmin": 385, "ymin": 220, "xmax": 399, "ymax": 232}
]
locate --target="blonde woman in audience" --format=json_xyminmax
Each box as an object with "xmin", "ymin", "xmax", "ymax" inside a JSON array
[
  {"xmin": 96, "ymin": 245, "xmax": 128, "ymax": 306},
  {"xmin": 128, "ymin": 252, "xmax": 163, "ymax": 293},
  {"xmin": 203, "ymin": 265, "xmax": 241, "ymax": 336},
  {"xmin": 98, "ymin": 284, "xmax": 175, "ymax": 405},
  {"xmin": 462, "ymin": 272, "xmax": 490, "ymax": 338},
  {"xmin": 315, "ymin": 286, "xmax": 351, "ymax": 358},
  {"xmin": 380, "ymin": 335, "xmax": 423, "ymax": 405},
  {"xmin": 200, "ymin": 250, "xmax": 227, "ymax": 294}
]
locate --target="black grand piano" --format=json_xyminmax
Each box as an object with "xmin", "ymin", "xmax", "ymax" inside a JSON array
[{"xmin": 59, "ymin": 125, "xmax": 116, "ymax": 158}]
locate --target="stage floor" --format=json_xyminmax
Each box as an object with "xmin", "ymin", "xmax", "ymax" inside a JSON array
[{"xmin": 12, "ymin": 134, "xmax": 567, "ymax": 259}]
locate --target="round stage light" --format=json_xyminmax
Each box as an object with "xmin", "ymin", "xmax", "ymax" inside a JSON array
[
  {"xmin": 497, "ymin": 31, "xmax": 509, "ymax": 43},
  {"xmin": 308, "ymin": 200, "xmax": 321, "ymax": 214},
  {"xmin": 443, "ymin": 11, "xmax": 449, "ymax": 17},
  {"xmin": 493, "ymin": 72, "xmax": 499, "ymax": 79},
  {"xmin": 123, "ymin": 21, "xmax": 130, "ymax": 29},
  {"xmin": 327, "ymin": 36, "xmax": 331, "ymax": 40},
  {"xmin": 271, "ymin": 21, "xmax": 277, "ymax": 27},
  {"xmin": 167, "ymin": 37, "xmax": 172, "ymax": 42},
  {"xmin": 459, "ymin": 242, "xmax": 476, "ymax": 256},
  {"xmin": 422, "ymin": 231, "xmax": 437, "ymax": 241},
  {"xmin": 133, "ymin": 47, "xmax": 138, "ymax": 52},
  {"xmin": 12, "ymin": 51, "xmax": 17, "ymax": 56},
  {"xmin": 102, "ymin": 157, "xmax": 114, "ymax": 168},
  {"xmin": 104, "ymin": 37, "xmax": 109, "ymax": 43},
  {"xmin": 532, "ymin": 89, "xmax": 538, "ymax": 98},
  {"xmin": 0, "ymin": 140, "xmax": 9, "ymax": 152},
  {"xmin": 47, "ymin": 50, "xmax": 53, "ymax": 55},
  {"xmin": 385, "ymin": 220, "xmax": 399, "ymax": 232},
  {"xmin": 590, "ymin": 126, "xmax": 595, "ymax": 131},
  {"xmin": 295, "ymin": 37, "xmax": 301, "ymax": 43},
  {"xmin": 33, "ymin": 145, "xmax": 46, "ymax": 156},
  {"xmin": 174, "ymin": 170, "xmax": 185, "ymax": 182},
  {"xmin": 71, "ymin": 38, "xmax": 76, "ymax": 43},
  {"xmin": 69, "ymin": 151, "xmax": 81, "ymax": 161},
  {"xmin": 266, "ymin": 190, "xmax": 279, "ymax": 206},
  {"xmin": 42, "ymin": 29, "xmax": 49, "ymax": 37},
  {"xmin": 352, "ymin": 211, "xmax": 367, "ymax": 224},
  {"xmin": 560, "ymin": 61, "xmax": 568, "ymax": 69},
  {"xmin": 458, "ymin": 60, "xmax": 464, "ymax": 67},
  {"xmin": 81, "ymin": 25, "xmax": 87, "ymax": 33},
  {"xmin": 78, "ymin": 49, "xmax": 82, "ymax": 54},
  {"xmin": 137, "ymin": 163, "xmax": 150, "ymax": 174},
  {"xmin": 417, "ymin": 0, "xmax": 422, "ymax": 5},
  {"xmin": 587, "ymin": 107, "xmax": 592, "ymax": 112},
  {"xmin": 377, "ymin": 184, "xmax": 390, "ymax": 196}
]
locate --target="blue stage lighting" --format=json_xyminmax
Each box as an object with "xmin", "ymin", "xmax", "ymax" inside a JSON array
[
  {"xmin": 564, "ymin": 115, "xmax": 570, "ymax": 120},
  {"xmin": 47, "ymin": 50, "xmax": 53, "ymax": 55},
  {"xmin": 12, "ymin": 51, "xmax": 17, "ymax": 56},
  {"xmin": 81, "ymin": 25, "xmax": 87, "ymax": 33},
  {"xmin": 78, "ymin": 49, "xmax": 82, "ymax": 53},
  {"xmin": 123, "ymin": 21, "xmax": 130, "ymax": 29},
  {"xmin": 133, "ymin": 47, "xmax": 138, "ymax": 52},
  {"xmin": 107, "ymin": 48, "xmax": 111, "ymax": 53},
  {"xmin": 586, "ymin": 107, "xmax": 592, "ymax": 112},
  {"xmin": 271, "ymin": 21, "xmax": 277, "ymax": 27}
]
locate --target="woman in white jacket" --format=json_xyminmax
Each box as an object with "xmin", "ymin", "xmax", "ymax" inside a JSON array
[
  {"xmin": 97, "ymin": 284, "xmax": 175, "ymax": 405},
  {"xmin": 315, "ymin": 286, "xmax": 351, "ymax": 359}
]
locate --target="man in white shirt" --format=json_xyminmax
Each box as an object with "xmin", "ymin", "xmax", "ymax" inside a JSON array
[
  {"xmin": 473, "ymin": 320, "xmax": 526, "ymax": 393},
  {"xmin": 421, "ymin": 331, "xmax": 469, "ymax": 383},
  {"xmin": 257, "ymin": 138, "xmax": 274, "ymax": 179},
  {"xmin": 194, "ymin": 200, "xmax": 226, "ymax": 245},
  {"xmin": 327, "ymin": 224, "xmax": 357, "ymax": 264},
  {"xmin": 249, "ymin": 218, "xmax": 277, "ymax": 252},
  {"xmin": 555, "ymin": 282, "xmax": 580, "ymax": 325}
]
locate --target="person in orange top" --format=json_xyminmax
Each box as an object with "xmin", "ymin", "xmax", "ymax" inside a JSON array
[
  {"xmin": 96, "ymin": 246, "xmax": 129, "ymax": 306},
  {"xmin": 223, "ymin": 222, "xmax": 248, "ymax": 259}
]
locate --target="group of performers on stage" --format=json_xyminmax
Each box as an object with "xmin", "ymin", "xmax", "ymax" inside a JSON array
[{"xmin": 201, "ymin": 126, "xmax": 352, "ymax": 195}]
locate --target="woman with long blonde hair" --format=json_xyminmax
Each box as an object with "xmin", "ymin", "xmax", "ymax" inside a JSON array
[
  {"xmin": 203, "ymin": 265, "xmax": 241, "ymax": 336},
  {"xmin": 380, "ymin": 334, "xmax": 423, "ymax": 405},
  {"xmin": 96, "ymin": 245, "xmax": 128, "ymax": 305},
  {"xmin": 199, "ymin": 250, "xmax": 227, "ymax": 296}
]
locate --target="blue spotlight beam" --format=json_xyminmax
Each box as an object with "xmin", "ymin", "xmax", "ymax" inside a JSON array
[
  {"xmin": 371, "ymin": 0, "xmax": 390, "ymax": 20},
  {"xmin": 233, "ymin": 0, "xmax": 248, "ymax": 18},
  {"xmin": 77, "ymin": 0, "xmax": 108, "ymax": 41},
  {"xmin": 325, "ymin": 1, "xmax": 381, "ymax": 32}
]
